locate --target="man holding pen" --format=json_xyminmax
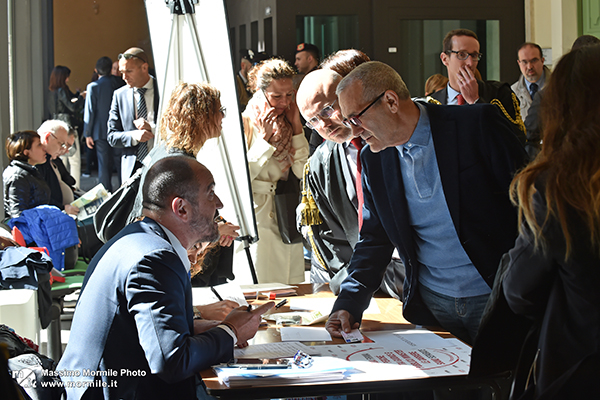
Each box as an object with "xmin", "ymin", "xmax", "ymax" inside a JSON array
[{"xmin": 58, "ymin": 157, "xmax": 274, "ymax": 399}]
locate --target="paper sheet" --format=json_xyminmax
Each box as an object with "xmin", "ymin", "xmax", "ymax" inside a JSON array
[
  {"xmin": 303, "ymin": 329, "xmax": 472, "ymax": 378},
  {"xmin": 280, "ymin": 327, "xmax": 332, "ymax": 342},
  {"xmin": 234, "ymin": 342, "xmax": 320, "ymax": 358},
  {"xmin": 192, "ymin": 283, "xmax": 248, "ymax": 306},
  {"xmin": 289, "ymin": 297, "xmax": 380, "ymax": 315}
]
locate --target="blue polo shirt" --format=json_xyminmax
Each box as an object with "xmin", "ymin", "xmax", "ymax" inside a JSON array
[{"xmin": 396, "ymin": 102, "xmax": 490, "ymax": 298}]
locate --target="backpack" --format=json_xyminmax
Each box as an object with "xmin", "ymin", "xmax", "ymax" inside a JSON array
[{"xmin": 93, "ymin": 167, "xmax": 142, "ymax": 243}]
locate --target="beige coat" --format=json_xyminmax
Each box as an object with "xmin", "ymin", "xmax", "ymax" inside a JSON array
[{"xmin": 237, "ymin": 117, "xmax": 309, "ymax": 284}]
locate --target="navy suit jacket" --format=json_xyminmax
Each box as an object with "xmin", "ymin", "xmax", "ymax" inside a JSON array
[
  {"xmin": 332, "ymin": 102, "xmax": 527, "ymax": 326},
  {"xmin": 83, "ymin": 75, "xmax": 125, "ymax": 141},
  {"xmin": 107, "ymin": 77, "xmax": 160, "ymax": 179},
  {"xmin": 57, "ymin": 218, "xmax": 233, "ymax": 399}
]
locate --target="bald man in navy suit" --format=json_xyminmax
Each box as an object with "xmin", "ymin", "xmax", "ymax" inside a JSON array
[{"xmin": 58, "ymin": 156, "xmax": 274, "ymax": 399}]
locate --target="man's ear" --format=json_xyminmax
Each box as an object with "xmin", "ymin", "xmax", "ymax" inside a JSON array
[
  {"xmin": 171, "ymin": 197, "xmax": 190, "ymax": 222},
  {"xmin": 440, "ymin": 52, "xmax": 449, "ymax": 67},
  {"xmin": 383, "ymin": 90, "xmax": 400, "ymax": 113}
]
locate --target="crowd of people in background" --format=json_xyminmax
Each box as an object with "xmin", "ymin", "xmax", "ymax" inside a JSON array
[{"xmin": 2, "ymin": 28, "xmax": 600, "ymax": 400}]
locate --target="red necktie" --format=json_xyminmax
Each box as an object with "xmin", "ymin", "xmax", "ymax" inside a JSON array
[
  {"xmin": 456, "ymin": 93, "xmax": 465, "ymax": 105},
  {"xmin": 351, "ymin": 138, "xmax": 365, "ymax": 228}
]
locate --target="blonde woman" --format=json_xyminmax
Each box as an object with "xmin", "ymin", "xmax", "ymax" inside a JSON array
[{"xmin": 241, "ymin": 58, "xmax": 309, "ymax": 284}]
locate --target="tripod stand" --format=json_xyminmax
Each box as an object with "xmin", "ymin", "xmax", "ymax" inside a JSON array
[{"xmin": 147, "ymin": 0, "xmax": 259, "ymax": 283}]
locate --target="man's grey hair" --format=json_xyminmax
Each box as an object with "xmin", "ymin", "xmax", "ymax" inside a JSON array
[
  {"xmin": 336, "ymin": 61, "xmax": 411, "ymax": 103},
  {"xmin": 37, "ymin": 119, "xmax": 70, "ymax": 136}
]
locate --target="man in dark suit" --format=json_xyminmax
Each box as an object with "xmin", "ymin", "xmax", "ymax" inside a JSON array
[
  {"xmin": 108, "ymin": 47, "xmax": 159, "ymax": 182},
  {"xmin": 83, "ymin": 56, "xmax": 125, "ymax": 192},
  {"xmin": 296, "ymin": 69, "xmax": 404, "ymax": 297},
  {"xmin": 431, "ymin": 28, "xmax": 526, "ymax": 144},
  {"xmin": 57, "ymin": 156, "xmax": 273, "ymax": 399},
  {"xmin": 325, "ymin": 61, "xmax": 527, "ymax": 345}
]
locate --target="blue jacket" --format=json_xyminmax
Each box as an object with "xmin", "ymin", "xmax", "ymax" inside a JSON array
[
  {"xmin": 332, "ymin": 103, "xmax": 527, "ymax": 326},
  {"xmin": 8, "ymin": 205, "xmax": 79, "ymax": 271},
  {"xmin": 83, "ymin": 75, "xmax": 125, "ymax": 141},
  {"xmin": 57, "ymin": 218, "xmax": 233, "ymax": 399}
]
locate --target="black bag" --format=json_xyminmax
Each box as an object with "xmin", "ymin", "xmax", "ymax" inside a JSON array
[
  {"xmin": 274, "ymin": 174, "xmax": 302, "ymax": 244},
  {"xmin": 93, "ymin": 168, "xmax": 142, "ymax": 243},
  {"xmin": 77, "ymin": 217, "xmax": 104, "ymax": 262}
]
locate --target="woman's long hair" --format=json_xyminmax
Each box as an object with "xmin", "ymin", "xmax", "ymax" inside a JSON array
[
  {"xmin": 159, "ymin": 82, "xmax": 221, "ymax": 156},
  {"xmin": 510, "ymin": 44, "xmax": 600, "ymax": 258},
  {"xmin": 48, "ymin": 66, "xmax": 71, "ymax": 92}
]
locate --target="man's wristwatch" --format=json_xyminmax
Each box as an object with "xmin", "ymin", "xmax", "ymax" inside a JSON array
[{"xmin": 193, "ymin": 306, "xmax": 202, "ymax": 320}]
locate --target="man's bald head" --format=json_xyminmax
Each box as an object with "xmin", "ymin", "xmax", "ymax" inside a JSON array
[
  {"xmin": 297, "ymin": 69, "xmax": 353, "ymax": 143},
  {"xmin": 142, "ymin": 156, "xmax": 222, "ymax": 249}
]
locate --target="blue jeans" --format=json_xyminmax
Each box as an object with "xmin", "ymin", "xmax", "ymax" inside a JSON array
[{"xmin": 418, "ymin": 283, "xmax": 489, "ymax": 345}]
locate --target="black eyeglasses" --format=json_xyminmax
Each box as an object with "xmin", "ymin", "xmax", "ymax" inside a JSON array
[
  {"xmin": 447, "ymin": 50, "xmax": 483, "ymax": 61},
  {"xmin": 50, "ymin": 132, "xmax": 69, "ymax": 150},
  {"xmin": 118, "ymin": 53, "xmax": 148, "ymax": 64},
  {"xmin": 305, "ymin": 99, "xmax": 338, "ymax": 129},
  {"xmin": 518, "ymin": 58, "xmax": 541, "ymax": 66},
  {"xmin": 342, "ymin": 92, "xmax": 385, "ymax": 128},
  {"xmin": 219, "ymin": 106, "xmax": 227, "ymax": 118}
]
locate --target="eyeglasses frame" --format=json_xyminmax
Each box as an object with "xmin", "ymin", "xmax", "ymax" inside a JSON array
[
  {"xmin": 342, "ymin": 92, "xmax": 386, "ymax": 128},
  {"xmin": 305, "ymin": 99, "xmax": 338, "ymax": 129},
  {"xmin": 447, "ymin": 50, "xmax": 483, "ymax": 61}
]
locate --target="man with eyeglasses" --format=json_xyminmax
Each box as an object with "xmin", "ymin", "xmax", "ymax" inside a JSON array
[
  {"xmin": 432, "ymin": 29, "xmax": 526, "ymax": 144},
  {"xmin": 524, "ymin": 35, "xmax": 599, "ymax": 159},
  {"xmin": 296, "ymin": 69, "xmax": 404, "ymax": 297},
  {"xmin": 511, "ymin": 42, "xmax": 550, "ymax": 120},
  {"xmin": 108, "ymin": 47, "xmax": 160, "ymax": 183},
  {"xmin": 35, "ymin": 119, "xmax": 79, "ymax": 216},
  {"xmin": 325, "ymin": 61, "xmax": 527, "ymax": 346}
]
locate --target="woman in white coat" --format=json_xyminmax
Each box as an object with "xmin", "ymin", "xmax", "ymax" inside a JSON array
[{"xmin": 239, "ymin": 58, "xmax": 309, "ymax": 284}]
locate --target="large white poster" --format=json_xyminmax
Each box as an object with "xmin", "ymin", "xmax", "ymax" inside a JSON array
[{"xmin": 144, "ymin": 0, "xmax": 258, "ymax": 279}]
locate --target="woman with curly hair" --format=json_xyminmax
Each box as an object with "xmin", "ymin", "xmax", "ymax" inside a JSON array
[
  {"xmin": 495, "ymin": 44, "xmax": 600, "ymax": 398},
  {"xmin": 240, "ymin": 58, "xmax": 309, "ymax": 284},
  {"xmin": 130, "ymin": 81, "xmax": 239, "ymax": 251}
]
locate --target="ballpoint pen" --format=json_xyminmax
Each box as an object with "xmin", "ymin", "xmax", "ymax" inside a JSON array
[
  {"xmin": 211, "ymin": 286, "xmax": 224, "ymax": 302},
  {"xmin": 275, "ymin": 299, "xmax": 288, "ymax": 308}
]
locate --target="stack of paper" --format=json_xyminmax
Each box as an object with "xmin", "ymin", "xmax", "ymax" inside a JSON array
[{"xmin": 212, "ymin": 357, "xmax": 357, "ymax": 387}]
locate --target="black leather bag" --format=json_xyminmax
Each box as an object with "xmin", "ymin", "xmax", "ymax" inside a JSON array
[
  {"xmin": 274, "ymin": 174, "xmax": 302, "ymax": 244},
  {"xmin": 93, "ymin": 168, "xmax": 142, "ymax": 243}
]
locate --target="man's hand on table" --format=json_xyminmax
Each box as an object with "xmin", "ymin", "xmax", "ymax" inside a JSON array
[
  {"xmin": 193, "ymin": 319, "xmax": 221, "ymax": 335},
  {"xmin": 197, "ymin": 300, "xmax": 239, "ymax": 321},
  {"xmin": 326, "ymin": 310, "xmax": 359, "ymax": 337},
  {"xmin": 222, "ymin": 302, "xmax": 275, "ymax": 348}
]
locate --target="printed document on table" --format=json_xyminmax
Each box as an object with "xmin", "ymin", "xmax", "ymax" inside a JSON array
[
  {"xmin": 304, "ymin": 329, "xmax": 472, "ymax": 378},
  {"xmin": 234, "ymin": 342, "xmax": 320, "ymax": 358},
  {"xmin": 192, "ymin": 283, "xmax": 248, "ymax": 306}
]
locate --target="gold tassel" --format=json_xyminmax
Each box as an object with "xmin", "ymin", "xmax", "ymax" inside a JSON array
[{"xmin": 299, "ymin": 161, "xmax": 322, "ymax": 226}]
